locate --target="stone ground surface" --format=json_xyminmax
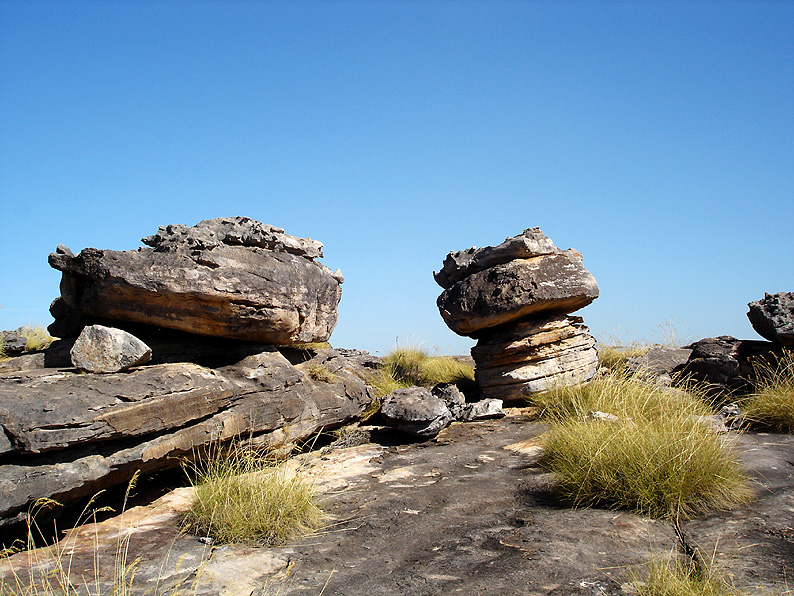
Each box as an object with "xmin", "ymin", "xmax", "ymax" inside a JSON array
[{"xmin": 1, "ymin": 410, "xmax": 792, "ymax": 596}]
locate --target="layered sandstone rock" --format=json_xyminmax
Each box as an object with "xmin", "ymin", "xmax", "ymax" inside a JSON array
[
  {"xmin": 472, "ymin": 315, "xmax": 598, "ymax": 401},
  {"xmin": 48, "ymin": 217, "xmax": 343, "ymax": 345},
  {"xmin": 436, "ymin": 228, "xmax": 599, "ymax": 402},
  {"xmin": 0, "ymin": 346, "xmax": 376, "ymax": 531}
]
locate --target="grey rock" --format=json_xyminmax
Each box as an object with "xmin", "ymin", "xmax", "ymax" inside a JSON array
[
  {"xmin": 437, "ymin": 253, "xmax": 599, "ymax": 337},
  {"xmin": 431, "ymin": 382, "xmax": 467, "ymax": 419},
  {"xmin": 49, "ymin": 218, "xmax": 343, "ymax": 345},
  {"xmin": 625, "ymin": 346, "xmax": 693, "ymax": 377},
  {"xmin": 70, "ymin": 325, "xmax": 152, "ymax": 373},
  {"xmin": 463, "ymin": 398, "xmax": 505, "ymax": 420},
  {"xmin": 380, "ymin": 387, "xmax": 454, "ymax": 437},
  {"xmin": 747, "ymin": 292, "xmax": 794, "ymax": 346},
  {"xmin": 677, "ymin": 336, "xmax": 783, "ymax": 396},
  {"xmin": 1, "ymin": 329, "xmax": 27, "ymax": 355},
  {"xmin": 142, "ymin": 216, "xmax": 324, "ymax": 260},
  {"xmin": 434, "ymin": 227, "xmax": 562, "ymax": 289}
]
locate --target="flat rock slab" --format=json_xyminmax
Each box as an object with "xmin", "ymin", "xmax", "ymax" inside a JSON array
[{"xmin": 3, "ymin": 412, "xmax": 790, "ymax": 596}]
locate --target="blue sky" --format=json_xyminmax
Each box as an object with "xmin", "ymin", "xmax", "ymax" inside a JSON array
[{"xmin": 1, "ymin": 0, "xmax": 792, "ymax": 356}]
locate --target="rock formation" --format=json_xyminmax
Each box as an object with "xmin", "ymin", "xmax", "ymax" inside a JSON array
[
  {"xmin": 435, "ymin": 228, "xmax": 599, "ymax": 402},
  {"xmin": 48, "ymin": 217, "xmax": 344, "ymax": 345},
  {"xmin": 747, "ymin": 292, "xmax": 794, "ymax": 346},
  {"xmin": 0, "ymin": 345, "xmax": 376, "ymax": 531}
]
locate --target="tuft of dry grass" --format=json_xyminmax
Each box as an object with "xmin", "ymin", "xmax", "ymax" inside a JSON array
[
  {"xmin": 181, "ymin": 445, "xmax": 324, "ymax": 546},
  {"xmin": 306, "ymin": 364, "xmax": 337, "ymax": 383},
  {"xmin": 741, "ymin": 350, "xmax": 794, "ymax": 434},
  {"xmin": 536, "ymin": 370, "xmax": 753, "ymax": 519},
  {"xmin": 633, "ymin": 558, "xmax": 744, "ymax": 596},
  {"xmin": 366, "ymin": 345, "xmax": 475, "ymax": 397}
]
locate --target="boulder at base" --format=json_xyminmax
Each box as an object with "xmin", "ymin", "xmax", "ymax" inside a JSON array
[{"xmin": 48, "ymin": 217, "xmax": 344, "ymax": 345}]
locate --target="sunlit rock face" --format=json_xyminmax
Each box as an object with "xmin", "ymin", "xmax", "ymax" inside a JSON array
[
  {"xmin": 48, "ymin": 217, "xmax": 344, "ymax": 345},
  {"xmin": 435, "ymin": 228, "xmax": 599, "ymax": 402}
]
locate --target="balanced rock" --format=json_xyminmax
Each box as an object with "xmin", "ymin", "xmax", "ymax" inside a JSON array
[
  {"xmin": 436, "ymin": 228, "xmax": 598, "ymax": 336},
  {"xmin": 49, "ymin": 217, "xmax": 343, "ymax": 345},
  {"xmin": 436, "ymin": 229, "xmax": 599, "ymax": 402},
  {"xmin": 473, "ymin": 315, "xmax": 598, "ymax": 401},
  {"xmin": 747, "ymin": 292, "xmax": 794, "ymax": 346},
  {"xmin": 70, "ymin": 325, "xmax": 152, "ymax": 373}
]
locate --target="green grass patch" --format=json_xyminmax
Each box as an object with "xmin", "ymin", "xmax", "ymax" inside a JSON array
[
  {"xmin": 536, "ymin": 370, "xmax": 752, "ymax": 519},
  {"xmin": 181, "ymin": 445, "xmax": 324, "ymax": 546},
  {"xmin": 366, "ymin": 345, "xmax": 475, "ymax": 397},
  {"xmin": 741, "ymin": 350, "xmax": 794, "ymax": 433}
]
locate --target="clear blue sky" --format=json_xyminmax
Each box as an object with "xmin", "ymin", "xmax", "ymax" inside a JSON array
[{"xmin": 1, "ymin": 1, "xmax": 792, "ymax": 356}]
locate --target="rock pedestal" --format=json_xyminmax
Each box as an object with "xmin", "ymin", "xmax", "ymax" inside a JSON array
[{"xmin": 436, "ymin": 228, "xmax": 599, "ymax": 402}]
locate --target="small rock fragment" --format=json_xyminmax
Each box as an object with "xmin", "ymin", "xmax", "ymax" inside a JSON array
[{"xmin": 70, "ymin": 325, "xmax": 152, "ymax": 373}]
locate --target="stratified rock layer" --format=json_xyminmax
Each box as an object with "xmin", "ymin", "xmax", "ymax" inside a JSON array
[
  {"xmin": 436, "ymin": 228, "xmax": 599, "ymax": 402},
  {"xmin": 747, "ymin": 292, "xmax": 794, "ymax": 346},
  {"xmin": 473, "ymin": 315, "xmax": 598, "ymax": 401},
  {"xmin": 49, "ymin": 217, "xmax": 343, "ymax": 345},
  {"xmin": 0, "ymin": 346, "xmax": 376, "ymax": 531}
]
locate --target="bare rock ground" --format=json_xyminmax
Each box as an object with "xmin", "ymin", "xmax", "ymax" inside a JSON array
[{"xmin": 2, "ymin": 410, "xmax": 792, "ymax": 596}]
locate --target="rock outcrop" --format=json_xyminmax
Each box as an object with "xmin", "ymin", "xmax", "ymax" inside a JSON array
[
  {"xmin": 436, "ymin": 229, "xmax": 599, "ymax": 402},
  {"xmin": 48, "ymin": 217, "xmax": 343, "ymax": 345},
  {"xmin": 747, "ymin": 292, "xmax": 794, "ymax": 346},
  {"xmin": 0, "ymin": 346, "xmax": 376, "ymax": 531},
  {"xmin": 676, "ymin": 335, "xmax": 783, "ymax": 396}
]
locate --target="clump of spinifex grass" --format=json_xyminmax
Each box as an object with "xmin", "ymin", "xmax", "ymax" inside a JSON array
[
  {"xmin": 596, "ymin": 343, "xmax": 650, "ymax": 371},
  {"xmin": 367, "ymin": 345, "xmax": 475, "ymax": 397},
  {"xmin": 535, "ymin": 370, "xmax": 752, "ymax": 519},
  {"xmin": 741, "ymin": 349, "xmax": 794, "ymax": 434},
  {"xmin": 633, "ymin": 558, "xmax": 744, "ymax": 596},
  {"xmin": 181, "ymin": 445, "xmax": 324, "ymax": 546}
]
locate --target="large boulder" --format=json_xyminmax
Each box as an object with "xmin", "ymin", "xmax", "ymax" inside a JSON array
[
  {"xmin": 747, "ymin": 292, "xmax": 794, "ymax": 346},
  {"xmin": 48, "ymin": 217, "xmax": 343, "ymax": 345},
  {"xmin": 436, "ymin": 229, "xmax": 598, "ymax": 337},
  {"xmin": 676, "ymin": 336, "xmax": 784, "ymax": 396}
]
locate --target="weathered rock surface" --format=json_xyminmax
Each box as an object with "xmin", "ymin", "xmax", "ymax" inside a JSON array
[
  {"xmin": 70, "ymin": 325, "xmax": 152, "ymax": 373},
  {"xmin": 48, "ymin": 217, "xmax": 343, "ymax": 345},
  {"xmin": 0, "ymin": 347, "xmax": 376, "ymax": 531},
  {"xmin": 0, "ymin": 329, "xmax": 28, "ymax": 355},
  {"xmin": 473, "ymin": 315, "xmax": 598, "ymax": 402},
  {"xmin": 3, "ymin": 414, "xmax": 790, "ymax": 596},
  {"xmin": 380, "ymin": 387, "xmax": 454, "ymax": 437},
  {"xmin": 676, "ymin": 336, "xmax": 784, "ymax": 396},
  {"xmin": 747, "ymin": 292, "xmax": 794, "ymax": 346},
  {"xmin": 437, "ymin": 253, "xmax": 599, "ymax": 337}
]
